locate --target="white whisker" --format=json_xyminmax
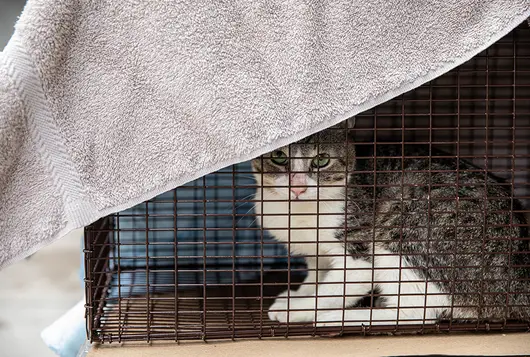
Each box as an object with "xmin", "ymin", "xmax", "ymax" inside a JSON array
[
  {"xmin": 235, "ymin": 203, "xmax": 256, "ymax": 226},
  {"xmin": 234, "ymin": 194, "xmax": 258, "ymax": 209},
  {"xmin": 246, "ymin": 218, "xmax": 258, "ymax": 228}
]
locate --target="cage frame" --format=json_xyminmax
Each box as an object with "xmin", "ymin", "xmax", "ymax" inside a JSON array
[{"xmin": 84, "ymin": 22, "xmax": 530, "ymax": 344}]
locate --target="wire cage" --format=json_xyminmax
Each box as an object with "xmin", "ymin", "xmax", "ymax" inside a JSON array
[{"xmin": 85, "ymin": 23, "xmax": 530, "ymax": 343}]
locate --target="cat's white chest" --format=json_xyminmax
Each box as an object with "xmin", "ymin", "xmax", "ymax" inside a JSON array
[{"xmin": 254, "ymin": 193, "xmax": 344, "ymax": 255}]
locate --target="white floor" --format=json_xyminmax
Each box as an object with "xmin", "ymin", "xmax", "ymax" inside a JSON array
[{"xmin": 0, "ymin": 230, "xmax": 84, "ymax": 357}]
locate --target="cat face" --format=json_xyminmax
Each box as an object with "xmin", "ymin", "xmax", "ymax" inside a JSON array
[{"xmin": 252, "ymin": 128, "xmax": 355, "ymax": 201}]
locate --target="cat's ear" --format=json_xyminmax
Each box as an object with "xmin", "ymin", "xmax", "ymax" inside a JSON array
[{"xmin": 347, "ymin": 117, "xmax": 356, "ymax": 128}]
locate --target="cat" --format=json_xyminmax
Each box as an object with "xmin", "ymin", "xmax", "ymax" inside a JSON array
[{"xmin": 252, "ymin": 124, "xmax": 530, "ymax": 327}]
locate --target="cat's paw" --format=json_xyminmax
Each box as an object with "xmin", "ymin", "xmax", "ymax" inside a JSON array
[
  {"xmin": 268, "ymin": 297, "xmax": 315, "ymax": 323},
  {"xmin": 268, "ymin": 308, "xmax": 315, "ymax": 323},
  {"xmin": 266, "ymin": 289, "xmax": 296, "ymax": 321},
  {"xmin": 315, "ymin": 320, "xmax": 349, "ymax": 327},
  {"xmin": 314, "ymin": 311, "xmax": 361, "ymax": 328},
  {"xmin": 315, "ymin": 310, "xmax": 399, "ymax": 327},
  {"xmin": 267, "ymin": 298, "xmax": 288, "ymax": 322}
]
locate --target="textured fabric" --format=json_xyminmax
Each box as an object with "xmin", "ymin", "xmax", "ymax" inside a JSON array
[
  {"xmin": 1, "ymin": 0, "xmax": 530, "ymax": 269},
  {"xmin": 0, "ymin": 52, "xmax": 67, "ymax": 266}
]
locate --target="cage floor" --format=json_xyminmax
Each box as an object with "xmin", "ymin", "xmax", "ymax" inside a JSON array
[{"xmin": 93, "ymin": 271, "xmax": 530, "ymax": 343}]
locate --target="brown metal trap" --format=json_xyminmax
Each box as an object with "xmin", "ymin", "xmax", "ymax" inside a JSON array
[{"xmin": 84, "ymin": 23, "xmax": 530, "ymax": 343}]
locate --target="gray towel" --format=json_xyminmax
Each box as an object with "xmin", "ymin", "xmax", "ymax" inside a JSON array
[{"xmin": 1, "ymin": 0, "xmax": 529, "ymax": 269}]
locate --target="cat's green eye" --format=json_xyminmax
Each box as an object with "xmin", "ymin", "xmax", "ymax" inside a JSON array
[
  {"xmin": 271, "ymin": 150, "xmax": 288, "ymax": 165},
  {"xmin": 311, "ymin": 153, "xmax": 330, "ymax": 168}
]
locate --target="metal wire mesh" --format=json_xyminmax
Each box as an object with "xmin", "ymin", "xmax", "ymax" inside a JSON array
[{"xmin": 85, "ymin": 23, "xmax": 530, "ymax": 343}]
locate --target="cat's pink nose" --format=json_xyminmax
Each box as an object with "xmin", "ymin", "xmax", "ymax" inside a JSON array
[
  {"xmin": 290, "ymin": 186, "xmax": 307, "ymax": 198},
  {"xmin": 290, "ymin": 173, "xmax": 307, "ymax": 198}
]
